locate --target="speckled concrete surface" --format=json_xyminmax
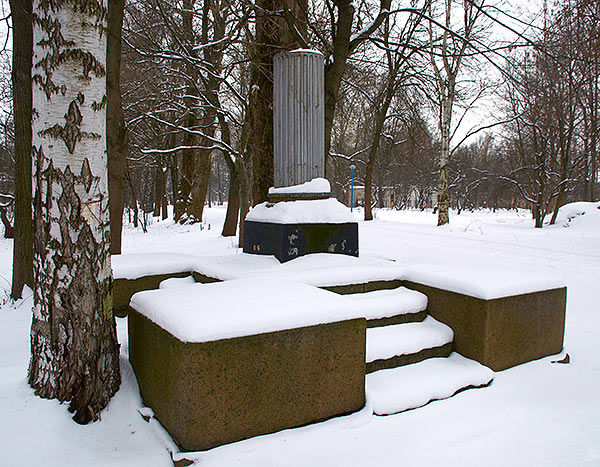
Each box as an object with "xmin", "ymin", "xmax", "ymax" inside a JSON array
[
  {"xmin": 404, "ymin": 282, "xmax": 566, "ymax": 371},
  {"xmin": 129, "ymin": 310, "xmax": 366, "ymax": 451}
]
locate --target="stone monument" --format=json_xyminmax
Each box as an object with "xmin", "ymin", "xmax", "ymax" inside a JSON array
[{"xmin": 243, "ymin": 49, "xmax": 358, "ymax": 262}]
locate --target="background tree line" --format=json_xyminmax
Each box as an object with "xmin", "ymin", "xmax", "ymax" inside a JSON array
[{"xmin": 1, "ymin": 0, "xmax": 598, "ymax": 287}]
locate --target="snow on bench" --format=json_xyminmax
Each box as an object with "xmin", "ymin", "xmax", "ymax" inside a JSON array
[
  {"xmin": 367, "ymin": 353, "xmax": 494, "ymax": 415},
  {"xmin": 366, "ymin": 316, "xmax": 453, "ymax": 363},
  {"xmin": 246, "ymin": 197, "xmax": 355, "ymax": 224},
  {"xmin": 113, "ymin": 252, "xmax": 565, "ymax": 299},
  {"xmin": 159, "ymin": 276, "xmax": 195, "ymax": 289},
  {"xmin": 404, "ymin": 264, "xmax": 566, "ymax": 300},
  {"xmin": 112, "ymin": 252, "xmax": 199, "ymax": 280},
  {"xmin": 130, "ymin": 276, "xmax": 364, "ymax": 343},
  {"xmin": 268, "ymin": 177, "xmax": 331, "ymax": 195},
  {"xmin": 346, "ymin": 286, "xmax": 427, "ymax": 321}
]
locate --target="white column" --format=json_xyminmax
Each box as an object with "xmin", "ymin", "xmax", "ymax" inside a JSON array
[{"xmin": 273, "ymin": 49, "xmax": 325, "ymax": 188}]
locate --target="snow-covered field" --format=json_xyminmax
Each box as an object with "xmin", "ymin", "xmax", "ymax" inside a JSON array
[{"xmin": 1, "ymin": 203, "xmax": 599, "ymax": 466}]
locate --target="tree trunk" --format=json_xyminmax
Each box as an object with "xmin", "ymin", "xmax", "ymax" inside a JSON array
[
  {"xmin": 249, "ymin": 0, "xmax": 278, "ymax": 205},
  {"xmin": 549, "ymin": 193, "xmax": 564, "ymax": 225},
  {"xmin": 237, "ymin": 157, "xmax": 251, "ymax": 248},
  {"xmin": 187, "ymin": 101, "xmax": 215, "ymax": 222},
  {"xmin": 161, "ymin": 190, "xmax": 168, "ymax": 220},
  {"xmin": 364, "ymin": 84, "xmax": 395, "ymax": 221},
  {"xmin": 168, "ymin": 144, "xmax": 180, "ymax": 221},
  {"xmin": 9, "ymin": 0, "xmax": 34, "ymax": 300},
  {"xmin": 533, "ymin": 203, "xmax": 543, "ymax": 228},
  {"xmin": 177, "ymin": 116, "xmax": 198, "ymax": 222},
  {"xmin": 324, "ymin": 1, "xmax": 354, "ymax": 177},
  {"xmin": 107, "ymin": 0, "xmax": 127, "ymax": 255},
  {"xmin": 29, "ymin": 0, "xmax": 120, "ymax": 424},
  {"xmin": 154, "ymin": 161, "xmax": 165, "ymax": 218},
  {"xmin": 1, "ymin": 206, "xmax": 14, "ymax": 238},
  {"xmin": 364, "ymin": 178, "xmax": 373, "ymax": 221},
  {"xmin": 250, "ymin": 0, "xmax": 307, "ymax": 202},
  {"xmin": 437, "ymin": 99, "xmax": 452, "ymax": 226},
  {"xmin": 175, "ymin": 0, "xmax": 199, "ymax": 223},
  {"xmin": 221, "ymin": 154, "xmax": 240, "ymax": 237}
]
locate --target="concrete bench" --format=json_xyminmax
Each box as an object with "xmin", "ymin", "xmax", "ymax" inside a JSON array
[
  {"xmin": 128, "ymin": 276, "xmax": 366, "ymax": 451},
  {"xmin": 403, "ymin": 266, "xmax": 566, "ymax": 371}
]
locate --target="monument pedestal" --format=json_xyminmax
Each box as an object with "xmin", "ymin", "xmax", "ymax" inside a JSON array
[
  {"xmin": 243, "ymin": 219, "xmax": 358, "ymax": 263},
  {"xmin": 244, "ymin": 182, "xmax": 358, "ymax": 263}
]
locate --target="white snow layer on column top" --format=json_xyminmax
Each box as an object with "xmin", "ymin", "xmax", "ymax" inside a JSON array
[
  {"xmin": 245, "ymin": 198, "xmax": 356, "ymax": 224},
  {"xmin": 288, "ymin": 49, "xmax": 324, "ymax": 56},
  {"xmin": 268, "ymin": 177, "xmax": 331, "ymax": 195},
  {"xmin": 129, "ymin": 276, "xmax": 364, "ymax": 343}
]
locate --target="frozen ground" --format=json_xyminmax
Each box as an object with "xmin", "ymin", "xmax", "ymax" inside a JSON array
[{"xmin": 1, "ymin": 203, "xmax": 599, "ymax": 466}]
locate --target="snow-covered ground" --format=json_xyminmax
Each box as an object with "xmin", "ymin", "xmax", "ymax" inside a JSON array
[{"xmin": 1, "ymin": 203, "xmax": 599, "ymax": 466}]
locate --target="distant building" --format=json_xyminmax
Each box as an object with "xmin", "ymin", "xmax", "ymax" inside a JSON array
[
  {"xmin": 349, "ymin": 185, "xmax": 365, "ymax": 207},
  {"xmin": 348, "ymin": 185, "xmax": 437, "ymax": 210},
  {"xmin": 407, "ymin": 188, "xmax": 437, "ymax": 209}
]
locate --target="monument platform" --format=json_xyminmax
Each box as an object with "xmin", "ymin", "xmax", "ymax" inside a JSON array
[
  {"xmin": 121, "ymin": 251, "xmax": 566, "ymax": 452},
  {"xmin": 115, "ymin": 251, "xmax": 566, "ymax": 371}
]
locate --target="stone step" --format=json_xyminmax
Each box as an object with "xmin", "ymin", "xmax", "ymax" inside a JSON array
[
  {"xmin": 366, "ymin": 316, "xmax": 454, "ymax": 373},
  {"xmin": 346, "ymin": 286, "xmax": 428, "ymax": 327},
  {"xmin": 367, "ymin": 352, "xmax": 494, "ymax": 416}
]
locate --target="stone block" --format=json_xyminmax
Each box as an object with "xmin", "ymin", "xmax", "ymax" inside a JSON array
[
  {"xmin": 321, "ymin": 283, "xmax": 366, "ymax": 294},
  {"xmin": 113, "ymin": 272, "xmax": 191, "ymax": 317},
  {"xmin": 404, "ymin": 281, "xmax": 566, "ymax": 371},
  {"xmin": 128, "ymin": 310, "xmax": 366, "ymax": 451},
  {"xmin": 363, "ymin": 280, "xmax": 404, "ymax": 293},
  {"xmin": 191, "ymin": 271, "xmax": 221, "ymax": 284},
  {"xmin": 366, "ymin": 342, "xmax": 453, "ymax": 374}
]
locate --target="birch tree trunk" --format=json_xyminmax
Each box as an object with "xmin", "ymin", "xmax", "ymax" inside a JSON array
[
  {"xmin": 437, "ymin": 96, "xmax": 453, "ymax": 226},
  {"xmin": 29, "ymin": 0, "xmax": 121, "ymax": 424},
  {"xmin": 427, "ymin": 0, "xmax": 479, "ymax": 226}
]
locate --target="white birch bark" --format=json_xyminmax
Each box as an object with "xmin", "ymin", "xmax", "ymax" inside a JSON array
[
  {"xmin": 428, "ymin": 0, "xmax": 480, "ymax": 226},
  {"xmin": 29, "ymin": 0, "xmax": 120, "ymax": 424}
]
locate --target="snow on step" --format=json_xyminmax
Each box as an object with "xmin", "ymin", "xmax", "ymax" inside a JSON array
[
  {"xmin": 367, "ymin": 353, "xmax": 494, "ymax": 415},
  {"xmin": 346, "ymin": 287, "xmax": 427, "ymax": 320},
  {"xmin": 159, "ymin": 275, "xmax": 196, "ymax": 289},
  {"xmin": 366, "ymin": 316, "xmax": 453, "ymax": 363}
]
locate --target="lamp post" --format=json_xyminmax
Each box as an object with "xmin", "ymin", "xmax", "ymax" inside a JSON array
[{"xmin": 349, "ymin": 164, "xmax": 356, "ymax": 212}]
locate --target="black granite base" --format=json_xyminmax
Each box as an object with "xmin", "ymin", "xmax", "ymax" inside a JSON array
[{"xmin": 243, "ymin": 220, "xmax": 358, "ymax": 263}]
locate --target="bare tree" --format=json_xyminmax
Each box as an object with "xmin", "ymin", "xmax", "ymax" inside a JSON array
[
  {"xmin": 107, "ymin": 0, "xmax": 128, "ymax": 254},
  {"xmin": 29, "ymin": 0, "xmax": 120, "ymax": 424},
  {"xmin": 427, "ymin": 0, "xmax": 486, "ymax": 225},
  {"xmin": 9, "ymin": 0, "xmax": 33, "ymax": 299},
  {"xmin": 363, "ymin": 9, "xmax": 426, "ymax": 220},
  {"xmin": 498, "ymin": 3, "xmax": 585, "ymax": 227}
]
